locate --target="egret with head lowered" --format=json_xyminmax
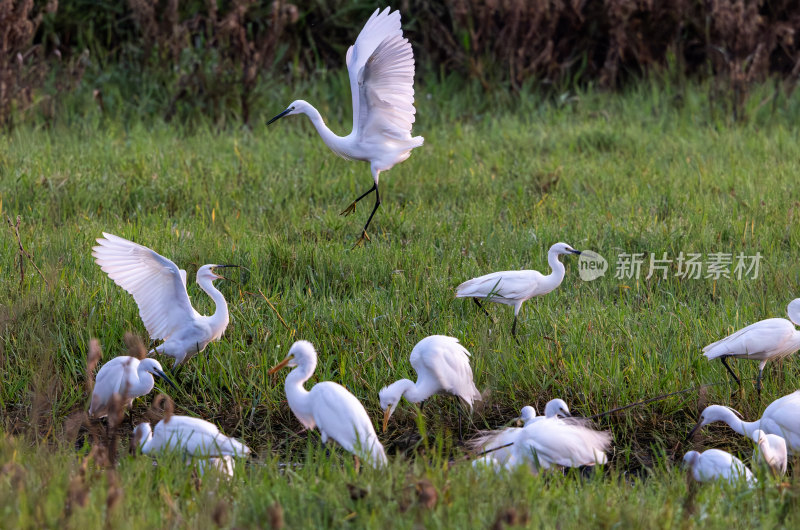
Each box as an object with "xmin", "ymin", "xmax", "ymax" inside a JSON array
[
  {"xmin": 702, "ymin": 298, "xmax": 800, "ymax": 394},
  {"xmin": 89, "ymin": 355, "xmax": 176, "ymax": 418},
  {"xmin": 270, "ymin": 341, "xmax": 388, "ymax": 468},
  {"xmin": 683, "ymin": 449, "xmax": 755, "ymax": 485},
  {"xmin": 267, "ymin": 7, "xmax": 424, "ymax": 246},
  {"xmin": 456, "ymin": 242, "xmax": 582, "ymax": 336},
  {"xmin": 93, "ymin": 232, "xmax": 236, "ymax": 367},
  {"xmin": 379, "ymin": 335, "xmax": 482, "ymax": 432}
]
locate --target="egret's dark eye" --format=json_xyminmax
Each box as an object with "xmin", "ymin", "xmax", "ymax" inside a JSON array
[{"xmin": 290, "ymin": 106, "xmax": 295, "ymax": 111}]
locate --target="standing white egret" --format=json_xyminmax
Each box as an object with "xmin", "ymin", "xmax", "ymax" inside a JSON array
[
  {"xmin": 93, "ymin": 232, "xmax": 237, "ymax": 367},
  {"xmin": 702, "ymin": 298, "xmax": 800, "ymax": 393},
  {"xmin": 751, "ymin": 429, "xmax": 787, "ymax": 476},
  {"xmin": 267, "ymin": 7, "xmax": 424, "ymax": 246},
  {"xmin": 456, "ymin": 242, "xmax": 582, "ymax": 336},
  {"xmin": 89, "ymin": 356, "xmax": 176, "ymax": 418},
  {"xmin": 133, "ymin": 415, "xmax": 251, "ymax": 458},
  {"xmin": 269, "ymin": 341, "xmax": 388, "ymax": 468},
  {"xmin": 378, "ymin": 335, "xmax": 482, "ymax": 432},
  {"xmin": 687, "ymin": 391, "xmax": 800, "ymax": 453},
  {"xmin": 683, "ymin": 449, "xmax": 756, "ymax": 485}
]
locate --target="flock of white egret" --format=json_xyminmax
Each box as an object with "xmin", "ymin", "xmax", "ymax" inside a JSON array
[{"xmin": 81, "ymin": 7, "xmax": 800, "ymax": 486}]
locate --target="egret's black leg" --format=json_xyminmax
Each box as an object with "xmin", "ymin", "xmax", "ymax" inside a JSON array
[
  {"xmin": 511, "ymin": 315, "xmax": 518, "ymax": 337},
  {"xmin": 720, "ymin": 356, "xmax": 740, "ymax": 387},
  {"xmin": 756, "ymin": 366, "xmax": 764, "ymax": 396},
  {"xmin": 473, "ymin": 298, "xmax": 492, "ymax": 319},
  {"xmin": 341, "ymin": 183, "xmax": 377, "ymax": 216},
  {"xmin": 353, "ymin": 185, "xmax": 381, "ymax": 247}
]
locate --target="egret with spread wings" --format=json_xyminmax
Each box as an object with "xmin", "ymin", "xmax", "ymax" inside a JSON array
[
  {"xmin": 93, "ymin": 232, "xmax": 236, "ymax": 367},
  {"xmin": 267, "ymin": 7, "xmax": 424, "ymax": 246}
]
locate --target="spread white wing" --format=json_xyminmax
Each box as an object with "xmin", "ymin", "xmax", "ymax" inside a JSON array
[{"xmin": 93, "ymin": 232, "xmax": 197, "ymax": 341}]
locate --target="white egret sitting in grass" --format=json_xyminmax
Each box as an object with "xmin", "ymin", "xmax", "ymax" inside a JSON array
[
  {"xmin": 702, "ymin": 298, "xmax": 800, "ymax": 394},
  {"xmin": 89, "ymin": 356, "xmax": 176, "ymax": 418},
  {"xmin": 751, "ymin": 429, "xmax": 787, "ymax": 476},
  {"xmin": 683, "ymin": 449, "xmax": 756, "ymax": 485},
  {"xmin": 133, "ymin": 415, "xmax": 250, "ymax": 476},
  {"xmin": 379, "ymin": 335, "xmax": 482, "ymax": 432},
  {"xmin": 456, "ymin": 242, "xmax": 581, "ymax": 336},
  {"xmin": 93, "ymin": 232, "xmax": 236, "ymax": 367},
  {"xmin": 687, "ymin": 391, "xmax": 800, "ymax": 453},
  {"xmin": 269, "ymin": 341, "xmax": 388, "ymax": 468},
  {"xmin": 267, "ymin": 7, "xmax": 424, "ymax": 246}
]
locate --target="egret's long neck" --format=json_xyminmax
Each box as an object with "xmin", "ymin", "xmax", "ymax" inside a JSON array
[
  {"xmin": 388, "ymin": 379, "xmax": 431, "ymax": 405},
  {"xmin": 285, "ymin": 361, "xmax": 316, "ymax": 418},
  {"xmin": 713, "ymin": 408, "xmax": 759, "ymax": 437},
  {"xmin": 301, "ymin": 106, "xmax": 348, "ymax": 154},
  {"xmin": 198, "ymin": 277, "xmax": 229, "ymax": 335},
  {"xmin": 542, "ymin": 250, "xmax": 566, "ymax": 290},
  {"xmin": 132, "ymin": 369, "xmax": 156, "ymax": 397},
  {"xmin": 139, "ymin": 430, "xmax": 154, "ymax": 454}
]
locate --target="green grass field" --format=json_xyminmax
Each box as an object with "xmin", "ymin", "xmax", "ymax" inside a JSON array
[{"xmin": 2, "ymin": 80, "xmax": 800, "ymax": 528}]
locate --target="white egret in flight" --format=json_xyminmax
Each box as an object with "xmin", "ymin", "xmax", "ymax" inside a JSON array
[
  {"xmin": 267, "ymin": 7, "xmax": 424, "ymax": 246},
  {"xmin": 379, "ymin": 335, "xmax": 482, "ymax": 432},
  {"xmin": 456, "ymin": 242, "xmax": 581, "ymax": 336},
  {"xmin": 133, "ymin": 415, "xmax": 251, "ymax": 461},
  {"xmin": 751, "ymin": 429, "xmax": 787, "ymax": 476},
  {"xmin": 687, "ymin": 390, "xmax": 800, "ymax": 453},
  {"xmin": 683, "ymin": 449, "xmax": 756, "ymax": 485},
  {"xmin": 89, "ymin": 356, "xmax": 176, "ymax": 418},
  {"xmin": 93, "ymin": 232, "xmax": 236, "ymax": 367},
  {"xmin": 702, "ymin": 298, "xmax": 800, "ymax": 394},
  {"xmin": 269, "ymin": 341, "xmax": 388, "ymax": 468}
]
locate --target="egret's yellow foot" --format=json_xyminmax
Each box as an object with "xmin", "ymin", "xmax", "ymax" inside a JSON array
[
  {"xmin": 340, "ymin": 202, "xmax": 357, "ymax": 216},
  {"xmin": 351, "ymin": 230, "xmax": 371, "ymax": 248}
]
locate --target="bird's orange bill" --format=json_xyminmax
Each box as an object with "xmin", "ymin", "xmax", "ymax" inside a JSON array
[
  {"xmin": 382, "ymin": 407, "xmax": 392, "ymax": 432},
  {"xmin": 268, "ymin": 355, "xmax": 294, "ymax": 375}
]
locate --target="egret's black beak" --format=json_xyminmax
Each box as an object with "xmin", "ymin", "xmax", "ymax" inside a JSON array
[
  {"xmin": 686, "ymin": 421, "xmax": 703, "ymax": 442},
  {"xmin": 570, "ymin": 250, "xmax": 582, "ymax": 255},
  {"xmin": 154, "ymin": 369, "xmax": 178, "ymax": 390},
  {"xmin": 267, "ymin": 108, "xmax": 292, "ymax": 125}
]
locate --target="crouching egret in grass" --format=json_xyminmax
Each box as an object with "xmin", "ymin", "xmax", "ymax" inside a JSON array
[
  {"xmin": 267, "ymin": 7, "xmax": 424, "ymax": 246},
  {"xmin": 93, "ymin": 232, "xmax": 237, "ymax": 367},
  {"xmin": 133, "ymin": 415, "xmax": 251, "ymax": 458},
  {"xmin": 269, "ymin": 341, "xmax": 388, "ymax": 468},
  {"xmin": 456, "ymin": 242, "xmax": 581, "ymax": 336},
  {"xmin": 378, "ymin": 335, "xmax": 481, "ymax": 432},
  {"xmin": 683, "ymin": 449, "xmax": 756, "ymax": 485},
  {"xmin": 752, "ymin": 429, "xmax": 787, "ymax": 476},
  {"xmin": 702, "ymin": 298, "xmax": 800, "ymax": 394},
  {"xmin": 89, "ymin": 356, "xmax": 176, "ymax": 418},
  {"xmin": 687, "ymin": 391, "xmax": 800, "ymax": 453}
]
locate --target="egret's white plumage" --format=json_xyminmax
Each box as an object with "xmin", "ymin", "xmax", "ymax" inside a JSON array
[
  {"xmin": 702, "ymin": 299, "xmax": 800, "ymax": 392},
  {"xmin": 89, "ymin": 356, "xmax": 174, "ymax": 418},
  {"xmin": 683, "ymin": 449, "xmax": 756, "ymax": 485},
  {"xmin": 269, "ymin": 341, "xmax": 388, "ymax": 468},
  {"xmin": 197, "ymin": 455, "xmax": 235, "ymax": 478},
  {"xmin": 751, "ymin": 429, "xmax": 787, "ymax": 476},
  {"xmin": 378, "ymin": 335, "xmax": 481, "ymax": 431},
  {"xmin": 688, "ymin": 391, "xmax": 800, "ymax": 453},
  {"xmin": 456, "ymin": 242, "xmax": 582, "ymax": 335},
  {"xmin": 267, "ymin": 7, "xmax": 424, "ymax": 244},
  {"xmin": 93, "ymin": 232, "xmax": 233, "ymax": 367},
  {"xmin": 133, "ymin": 415, "xmax": 250, "ymax": 458}
]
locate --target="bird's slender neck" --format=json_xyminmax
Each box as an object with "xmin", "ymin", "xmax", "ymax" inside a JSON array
[
  {"xmin": 387, "ymin": 379, "xmax": 431, "ymax": 405},
  {"xmin": 543, "ymin": 250, "xmax": 566, "ymax": 287},
  {"xmin": 139, "ymin": 430, "xmax": 154, "ymax": 454},
  {"xmin": 300, "ymin": 105, "xmax": 347, "ymax": 153},
  {"xmin": 710, "ymin": 407, "xmax": 759, "ymax": 437},
  {"xmin": 198, "ymin": 276, "xmax": 229, "ymax": 334},
  {"xmin": 132, "ymin": 367, "xmax": 156, "ymax": 396},
  {"xmin": 284, "ymin": 361, "xmax": 317, "ymax": 417}
]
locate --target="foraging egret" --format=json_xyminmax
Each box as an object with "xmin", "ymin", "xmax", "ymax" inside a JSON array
[
  {"xmin": 702, "ymin": 298, "xmax": 800, "ymax": 393},
  {"xmin": 89, "ymin": 356, "xmax": 176, "ymax": 418},
  {"xmin": 456, "ymin": 242, "xmax": 581, "ymax": 336},
  {"xmin": 269, "ymin": 341, "xmax": 388, "ymax": 468},
  {"xmin": 687, "ymin": 391, "xmax": 800, "ymax": 453},
  {"xmin": 751, "ymin": 429, "xmax": 787, "ymax": 476},
  {"xmin": 93, "ymin": 232, "xmax": 236, "ymax": 367},
  {"xmin": 267, "ymin": 7, "xmax": 424, "ymax": 246},
  {"xmin": 133, "ymin": 415, "xmax": 251, "ymax": 458},
  {"xmin": 379, "ymin": 335, "xmax": 482, "ymax": 432},
  {"xmin": 682, "ymin": 449, "xmax": 755, "ymax": 485}
]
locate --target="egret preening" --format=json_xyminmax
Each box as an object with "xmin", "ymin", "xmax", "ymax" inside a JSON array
[
  {"xmin": 687, "ymin": 391, "xmax": 800, "ymax": 453},
  {"xmin": 269, "ymin": 341, "xmax": 388, "ymax": 468},
  {"xmin": 379, "ymin": 335, "xmax": 481, "ymax": 432},
  {"xmin": 267, "ymin": 7, "xmax": 424, "ymax": 246},
  {"xmin": 133, "ymin": 415, "xmax": 250, "ymax": 467},
  {"xmin": 751, "ymin": 429, "xmax": 787, "ymax": 476},
  {"xmin": 89, "ymin": 356, "xmax": 176, "ymax": 418},
  {"xmin": 93, "ymin": 232, "xmax": 236, "ymax": 367},
  {"xmin": 456, "ymin": 242, "xmax": 582, "ymax": 336},
  {"xmin": 683, "ymin": 449, "xmax": 756, "ymax": 485},
  {"xmin": 702, "ymin": 298, "xmax": 800, "ymax": 394}
]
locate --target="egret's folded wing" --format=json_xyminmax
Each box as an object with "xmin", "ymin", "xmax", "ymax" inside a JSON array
[
  {"xmin": 414, "ymin": 337, "xmax": 481, "ymax": 405},
  {"xmin": 456, "ymin": 270, "xmax": 538, "ymax": 300},
  {"xmin": 702, "ymin": 319, "xmax": 794, "ymax": 359},
  {"xmin": 93, "ymin": 232, "xmax": 196, "ymax": 340}
]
